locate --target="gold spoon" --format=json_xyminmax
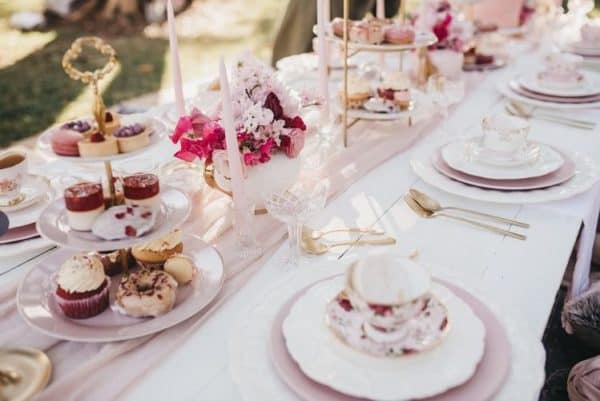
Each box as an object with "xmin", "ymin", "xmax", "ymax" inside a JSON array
[
  {"xmin": 409, "ymin": 189, "xmax": 530, "ymax": 228},
  {"xmin": 305, "ymin": 226, "xmax": 385, "ymax": 240},
  {"xmin": 301, "ymin": 235, "xmax": 396, "ymax": 255},
  {"xmin": 405, "ymin": 195, "xmax": 526, "ymax": 241}
]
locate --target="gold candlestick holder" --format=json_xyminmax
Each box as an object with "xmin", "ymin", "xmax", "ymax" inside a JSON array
[{"xmin": 62, "ymin": 36, "xmax": 119, "ymax": 206}]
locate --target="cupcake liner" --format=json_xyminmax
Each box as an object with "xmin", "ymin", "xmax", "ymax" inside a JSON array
[{"xmin": 55, "ymin": 278, "xmax": 111, "ymax": 319}]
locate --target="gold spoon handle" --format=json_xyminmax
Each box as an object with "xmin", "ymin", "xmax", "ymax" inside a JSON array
[
  {"xmin": 444, "ymin": 206, "xmax": 530, "ymax": 228},
  {"xmin": 313, "ymin": 227, "xmax": 385, "ymax": 239},
  {"xmin": 327, "ymin": 237, "xmax": 397, "ymax": 249},
  {"xmin": 439, "ymin": 213, "xmax": 526, "ymax": 240}
]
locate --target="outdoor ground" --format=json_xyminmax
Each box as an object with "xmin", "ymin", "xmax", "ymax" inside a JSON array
[{"xmin": 0, "ymin": 0, "xmax": 284, "ymax": 146}]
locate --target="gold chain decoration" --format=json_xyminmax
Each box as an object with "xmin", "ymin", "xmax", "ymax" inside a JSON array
[{"xmin": 62, "ymin": 37, "xmax": 118, "ymax": 135}]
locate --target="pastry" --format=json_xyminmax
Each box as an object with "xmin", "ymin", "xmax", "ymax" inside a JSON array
[
  {"xmin": 54, "ymin": 254, "xmax": 110, "ymax": 319},
  {"xmin": 92, "ymin": 249, "xmax": 135, "ymax": 276},
  {"xmin": 384, "ymin": 25, "xmax": 415, "ymax": 45},
  {"xmin": 91, "ymin": 204, "xmax": 157, "ymax": 240},
  {"xmin": 64, "ymin": 182, "xmax": 105, "ymax": 231},
  {"xmin": 51, "ymin": 120, "xmax": 93, "ymax": 156},
  {"xmin": 349, "ymin": 21, "xmax": 385, "ymax": 44},
  {"xmin": 131, "ymin": 229, "xmax": 184, "ymax": 269},
  {"xmin": 331, "ymin": 17, "xmax": 355, "ymax": 37},
  {"xmin": 325, "ymin": 254, "xmax": 449, "ymax": 357},
  {"xmin": 122, "ymin": 173, "xmax": 160, "ymax": 209},
  {"xmin": 115, "ymin": 269, "xmax": 178, "ymax": 318},
  {"xmin": 164, "ymin": 254, "xmax": 195, "ymax": 285},
  {"xmin": 104, "ymin": 111, "xmax": 121, "ymax": 135},
  {"xmin": 377, "ymin": 71, "xmax": 412, "ymax": 110},
  {"xmin": 463, "ymin": 47, "xmax": 494, "ymax": 66},
  {"xmin": 114, "ymin": 123, "xmax": 152, "ymax": 153},
  {"xmin": 77, "ymin": 131, "xmax": 119, "ymax": 158},
  {"xmin": 339, "ymin": 74, "xmax": 371, "ymax": 109}
]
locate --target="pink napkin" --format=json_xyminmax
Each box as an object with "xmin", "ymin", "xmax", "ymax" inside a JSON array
[{"xmin": 473, "ymin": 0, "xmax": 525, "ymax": 28}]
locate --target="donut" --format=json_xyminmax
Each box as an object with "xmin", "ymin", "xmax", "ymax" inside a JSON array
[{"xmin": 115, "ymin": 270, "xmax": 178, "ymax": 317}]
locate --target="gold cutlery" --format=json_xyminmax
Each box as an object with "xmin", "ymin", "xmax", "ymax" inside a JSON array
[
  {"xmin": 405, "ymin": 195, "xmax": 526, "ymax": 241},
  {"xmin": 302, "ymin": 235, "xmax": 396, "ymax": 255},
  {"xmin": 507, "ymin": 101, "xmax": 596, "ymax": 130},
  {"xmin": 408, "ymin": 189, "xmax": 529, "ymax": 229},
  {"xmin": 305, "ymin": 226, "xmax": 385, "ymax": 240}
]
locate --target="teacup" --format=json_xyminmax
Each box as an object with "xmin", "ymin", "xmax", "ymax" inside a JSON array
[
  {"xmin": 0, "ymin": 151, "xmax": 27, "ymax": 203},
  {"xmin": 481, "ymin": 114, "xmax": 530, "ymax": 155}
]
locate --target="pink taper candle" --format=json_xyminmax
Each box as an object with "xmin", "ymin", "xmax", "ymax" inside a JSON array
[
  {"xmin": 376, "ymin": 0, "xmax": 385, "ymax": 68},
  {"xmin": 324, "ymin": 0, "xmax": 330, "ymax": 23},
  {"xmin": 219, "ymin": 58, "xmax": 248, "ymax": 218},
  {"xmin": 317, "ymin": 0, "xmax": 330, "ymax": 126},
  {"xmin": 166, "ymin": 0, "xmax": 185, "ymax": 117}
]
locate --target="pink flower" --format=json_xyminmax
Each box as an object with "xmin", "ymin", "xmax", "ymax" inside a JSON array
[
  {"xmin": 170, "ymin": 115, "xmax": 193, "ymax": 143},
  {"xmin": 284, "ymin": 116, "xmax": 307, "ymax": 131},
  {"xmin": 432, "ymin": 13, "xmax": 452, "ymax": 44},
  {"xmin": 263, "ymin": 92, "xmax": 283, "ymax": 120},
  {"xmin": 280, "ymin": 128, "xmax": 305, "ymax": 158},
  {"xmin": 190, "ymin": 108, "xmax": 211, "ymax": 133},
  {"xmin": 243, "ymin": 152, "xmax": 261, "ymax": 166}
]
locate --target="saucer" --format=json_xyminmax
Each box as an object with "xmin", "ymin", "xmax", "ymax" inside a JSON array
[
  {"xmin": 518, "ymin": 72, "xmax": 600, "ymax": 98},
  {"xmin": 0, "ymin": 175, "xmax": 47, "ymax": 213},
  {"xmin": 5, "ymin": 178, "xmax": 54, "ymax": 229},
  {"xmin": 441, "ymin": 141, "xmax": 564, "ymax": 180},
  {"xmin": 466, "ymin": 140, "xmax": 541, "ymax": 167}
]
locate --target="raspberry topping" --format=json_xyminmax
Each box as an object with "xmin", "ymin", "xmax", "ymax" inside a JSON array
[
  {"xmin": 115, "ymin": 212, "xmax": 126, "ymax": 219},
  {"xmin": 141, "ymin": 211, "xmax": 152, "ymax": 219},
  {"xmin": 89, "ymin": 132, "xmax": 105, "ymax": 143},
  {"xmin": 125, "ymin": 225, "xmax": 137, "ymax": 237}
]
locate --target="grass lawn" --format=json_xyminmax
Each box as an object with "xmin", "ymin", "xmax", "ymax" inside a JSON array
[{"xmin": 0, "ymin": 0, "xmax": 284, "ymax": 147}]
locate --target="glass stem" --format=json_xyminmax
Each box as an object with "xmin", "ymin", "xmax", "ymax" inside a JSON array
[{"xmin": 287, "ymin": 221, "xmax": 302, "ymax": 266}]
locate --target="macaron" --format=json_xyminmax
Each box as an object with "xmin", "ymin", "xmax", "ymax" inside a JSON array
[{"xmin": 51, "ymin": 129, "xmax": 83, "ymax": 156}]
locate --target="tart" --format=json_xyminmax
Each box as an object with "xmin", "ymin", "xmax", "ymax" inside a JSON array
[
  {"xmin": 77, "ymin": 131, "xmax": 119, "ymax": 158},
  {"xmin": 54, "ymin": 254, "xmax": 110, "ymax": 319},
  {"xmin": 377, "ymin": 71, "xmax": 412, "ymax": 110},
  {"xmin": 64, "ymin": 182, "xmax": 105, "ymax": 231},
  {"xmin": 114, "ymin": 123, "xmax": 152, "ymax": 153},
  {"xmin": 51, "ymin": 120, "xmax": 93, "ymax": 156},
  {"xmin": 384, "ymin": 25, "xmax": 415, "ymax": 45},
  {"xmin": 122, "ymin": 173, "xmax": 160, "ymax": 209},
  {"xmin": 131, "ymin": 229, "xmax": 184, "ymax": 269},
  {"xmin": 104, "ymin": 111, "xmax": 121, "ymax": 136},
  {"xmin": 91, "ymin": 204, "xmax": 157, "ymax": 240},
  {"xmin": 164, "ymin": 254, "xmax": 196, "ymax": 285},
  {"xmin": 339, "ymin": 74, "xmax": 371, "ymax": 109},
  {"xmin": 115, "ymin": 269, "xmax": 178, "ymax": 318}
]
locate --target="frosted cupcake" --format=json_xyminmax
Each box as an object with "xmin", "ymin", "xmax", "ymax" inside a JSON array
[
  {"xmin": 377, "ymin": 71, "xmax": 412, "ymax": 110},
  {"xmin": 54, "ymin": 254, "xmax": 110, "ymax": 319}
]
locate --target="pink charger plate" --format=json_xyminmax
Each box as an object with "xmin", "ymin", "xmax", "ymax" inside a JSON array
[
  {"xmin": 432, "ymin": 149, "xmax": 575, "ymax": 191},
  {"xmin": 508, "ymin": 81, "xmax": 600, "ymax": 103},
  {"xmin": 269, "ymin": 277, "xmax": 511, "ymax": 401},
  {"xmin": 0, "ymin": 223, "xmax": 38, "ymax": 245}
]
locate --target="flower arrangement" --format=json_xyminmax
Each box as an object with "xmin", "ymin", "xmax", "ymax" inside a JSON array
[
  {"xmin": 416, "ymin": 0, "xmax": 473, "ymax": 52},
  {"xmin": 170, "ymin": 54, "xmax": 307, "ymax": 167}
]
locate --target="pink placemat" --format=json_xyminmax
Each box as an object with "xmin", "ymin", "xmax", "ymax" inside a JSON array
[
  {"xmin": 508, "ymin": 81, "xmax": 600, "ymax": 104},
  {"xmin": 0, "ymin": 223, "xmax": 38, "ymax": 244},
  {"xmin": 269, "ymin": 276, "xmax": 511, "ymax": 401},
  {"xmin": 432, "ymin": 148, "xmax": 575, "ymax": 191}
]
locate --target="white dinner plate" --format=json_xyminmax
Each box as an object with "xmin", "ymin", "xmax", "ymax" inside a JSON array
[
  {"xmin": 36, "ymin": 185, "xmax": 191, "ymax": 252},
  {"xmin": 518, "ymin": 72, "xmax": 600, "ymax": 98},
  {"xmin": 497, "ymin": 81, "xmax": 600, "ymax": 109},
  {"xmin": 17, "ymin": 233, "xmax": 224, "ymax": 342},
  {"xmin": 282, "ymin": 276, "xmax": 485, "ymax": 401},
  {"xmin": 37, "ymin": 115, "xmax": 168, "ymax": 163},
  {"xmin": 441, "ymin": 141, "xmax": 564, "ymax": 180}
]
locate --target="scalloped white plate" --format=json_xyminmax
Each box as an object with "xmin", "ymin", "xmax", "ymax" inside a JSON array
[{"xmin": 282, "ymin": 276, "xmax": 485, "ymax": 401}]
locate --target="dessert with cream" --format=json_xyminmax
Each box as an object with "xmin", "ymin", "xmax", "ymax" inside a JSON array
[
  {"xmin": 115, "ymin": 269, "xmax": 178, "ymax": 318},
  {"xmin": 537, "ymin": 53, "xmax": 584, "ymax": 89},
  {"xmin": 91, "ymin": 204, "xmax": 156, "ymax": 240},
  {"xmin": 349, "ymin": 20, "xmax": 385, "ymax": 44},
  {"xmin": 122, "ymin": 173, "xmax": 160, "ymax": 209},
  {"xmin": 325, "ymin": 253, "xmax": 450, "ymax": 357},
  {"xmin": 92, "ymin": 249, "xmax": 135, "ymax": 276},
  {"xmin": 164, "ymin": 254, "xmax": 196, "ymax": 285},
  {"xmin": 131, "ymin": 229, "xmax": 184, "ymax": 269},
  {"xmin": 463, "ymin": 47, "xmax": 494, "ymax": 67},
  {"xmin": 51, "ymin": 120, "xmax": 93, "ymax": 156},
  {"xmin": 114, "ymin": 123, "xmax": 152, "ymax": 153},
  {"xmin": 77, "ymin": 131, "xmax": 119, "ymax": 158},
  {"xmin": 64, "ymin": 182, "xmax": 105, "ymax": 231},
  {"xmin": 339, "ymin": 74, "xmax": 371, "ymax": 109},
  {"xmin": 54, "ymin": 254, "xmax": 110, "ymax": 319},
  {"xmin": 377, "ymin": 71, "xmax": 412, "ymax": 110}
]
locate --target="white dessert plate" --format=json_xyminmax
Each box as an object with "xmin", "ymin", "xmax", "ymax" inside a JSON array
[
  {"xmin": 275, "ymin": 53, "xmax": 358, "ymax": 73},
  {"xmin": 327, "ymin": 30, "xmax": 437, "ymax": 52},
  {"xmin": 0, "ymin": 175, "xmax": 49, "ymax": 213},
  {"xmin": 441, "ymin": 141, "xmax": 564, "ymax": 180},
  {"xmin": 37, "ymin": 115, "xmax": 168, "ymax": 163},
  {"xmin": 36, "ymin": 185, "xmax": 191, "ymax": 252},
  {"xmin": 497, "ymin": 81, "xmax": 600, "ymax": 109},
  {"xmin": 6, "ymin": 180, "xmax": 54, "ymax": 229},
  {"xmin": 17, "ymin": 233, "xmax": 224, "ymax": 342},
  {"xmin": 282, "ymin": 276, "xmax": 485, "ymax": 401},
  {"xmin": 518, "ymin": 72, "xmax": 600, "ymax": 98}
]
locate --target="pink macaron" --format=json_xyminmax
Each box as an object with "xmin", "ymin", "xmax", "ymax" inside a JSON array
[{"xmin": 51, "ymin": 128, "xmax": 83, "ymax": 156}]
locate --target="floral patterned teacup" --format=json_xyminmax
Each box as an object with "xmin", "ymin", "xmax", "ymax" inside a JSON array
[
  {"xmin": 481, "ymin": 114, "xmax": 530, "ymax": 155},
  {"xmin": 0, "ymin": 150, "xmax": 27, "ymax": 203}
]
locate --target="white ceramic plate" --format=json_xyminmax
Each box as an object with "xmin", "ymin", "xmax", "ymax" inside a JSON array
[
  {"xmin": 275, "ymin": 53, "xmax": 358, "ymax": 73},
  {"xmin": 497, "ymin": 81, "xmax": 600, "ymax": 109},
  {"xmin": 411, "ymin": 138, "xmax": 600, "ymax": 204},
  {"xmin": 36, "ymin": 185, "xmax": 191, "ymax": 252},
  {"xmin": 518, "ymin": 72, "xmax": 600, "ymax": 98},
  {"xmin": 37, "ymin": 115, "xmax": 168, "ymax": 163},
  {"xmin": 282, "ymin": 276, "xmax": 485, "ymax": 401},
  {"xmin": 327, "ymin": 30, "xmax": 437, "ymax": 52},
  {"xmin": 336, "ymin": 89, "xmax": 430, "ymax": 121},
  {"xmin": 6, "ymin": 181, "xmax": 54, "ymax": 229},
  {"xmin": 1, "ymin": 175, "xmax": 49, "ymax": 213},
  {"xmin": 441, "ymin": 141, "xmax": 564, "ymax": 180},
  {"xmin": 17, "ymin": 233, "xmax": 224, "ymax": 342}
]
